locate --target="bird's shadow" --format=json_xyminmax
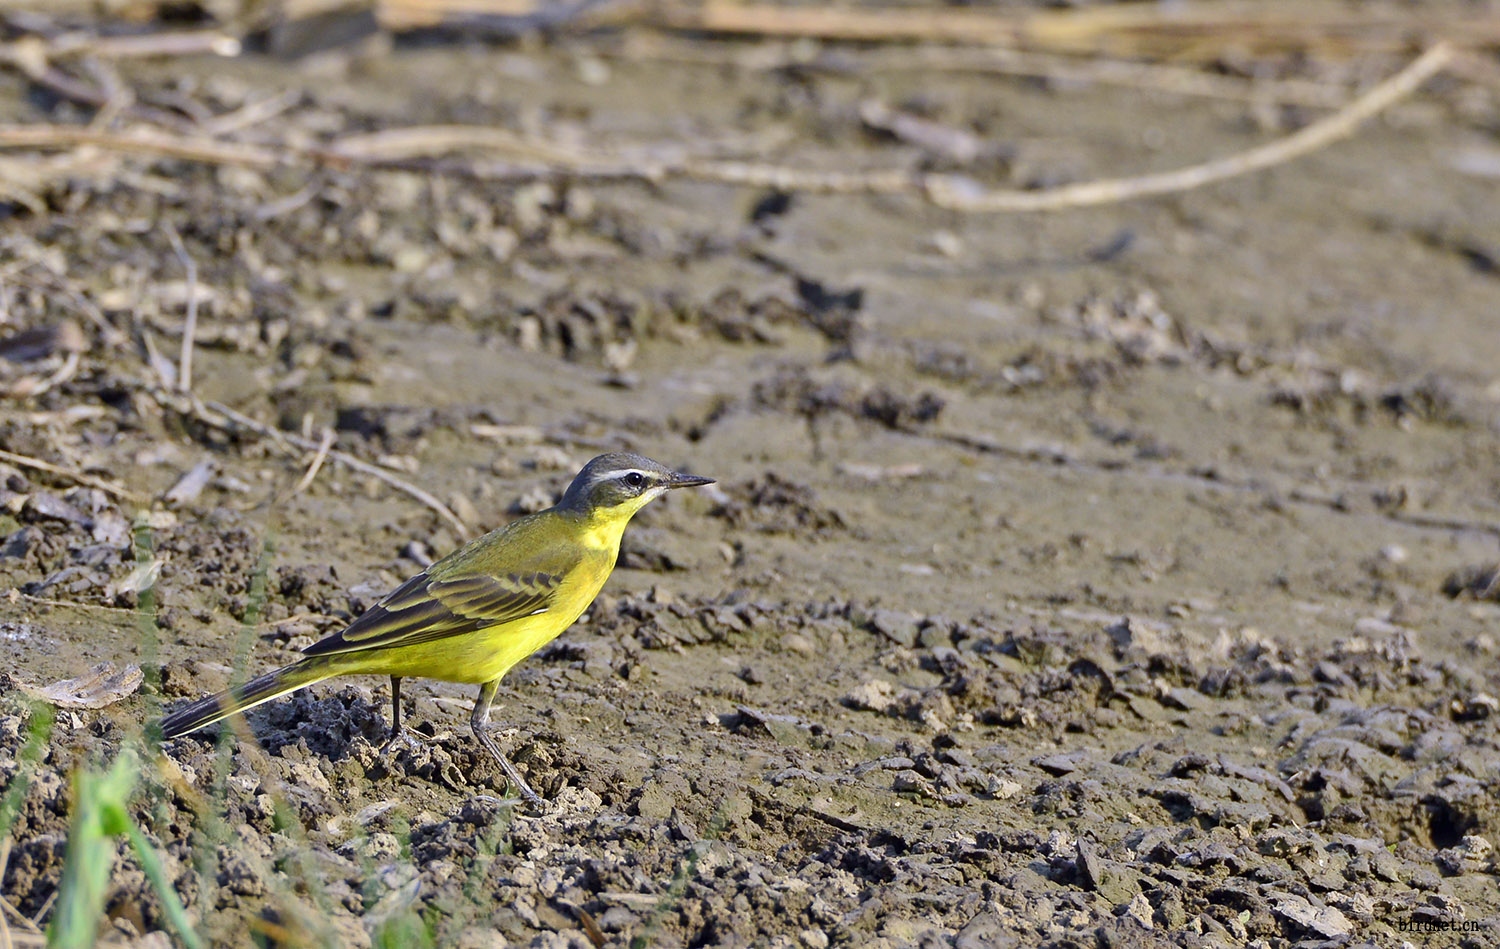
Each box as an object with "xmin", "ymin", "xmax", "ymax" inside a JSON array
[
  {"xmin": 239, "ymin": 686, "xmax": 393, "ymax": 760},
  {"xmin": 167, "ymin": 686, "xmax": 530, "ymax": 797}
]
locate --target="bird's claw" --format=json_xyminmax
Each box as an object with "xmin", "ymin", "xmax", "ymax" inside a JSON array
[
  {"xmin": 472, "ymin": 724, "xmax": 547, "ymax": 811},
  {"xmin": 380, "ymin": 728, "xmax": 431, "ymax": 758},
  {"xmin": 470, "ymin": 793, "xmax": 537, "ymax": 811}
]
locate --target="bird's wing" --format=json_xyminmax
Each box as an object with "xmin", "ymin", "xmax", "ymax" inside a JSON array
[{"xmin": 301, "ymin": 569, "xmax": 563, "ymax": 656}]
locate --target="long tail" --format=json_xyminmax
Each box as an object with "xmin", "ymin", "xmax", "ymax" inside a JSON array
[{"xmin": 159, "ymin": 658, "xmax": 334, "ymax": 739}]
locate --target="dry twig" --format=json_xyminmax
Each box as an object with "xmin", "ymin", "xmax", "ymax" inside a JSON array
[
  {"xmin": 326, "ymin": 125, "xmax": 584, "ymax": 164},
  {"xmin": 149, "ymin": 392, "xmax": 471, "ymax": 539},
  {"xmin": 615, "ymin": 36, "xmax": 1353, "ymax": 110},
  {"xmin": 0, "ymin": 38, "xmax": 197, "ymax": 132},
  {"xmin": 199, "ymin": 89, "xmax": 302, "ymax": 137},
  {"xmin": 0, "ymin": 889, "xmax": 46, "ymax": 948},
  {"xmin": 0, "ymin": 257, "xmax": 127, "ymax": 348},
  {"xmin": 377, "ymin": 0, "xmax": 621, "ymax": 33},
  {"xmin": 11, "ymin": 589, "xmax": 138, "ymax": 616},
  {"xmin": 6, "ymin": 351, "xmax": 81, "ymax": 398},
  {"xmin": 0, "ymin": 42, "xmax": 1455, "ymax": 215},
  {"xmin": 162, "ymin": 224, "xmax": 199, "ymax": 394},
  {"xmin": 0, "ymin": 124, "xmax": 280, "ymax": 169},
  {"xmin": 0, "ymin": 30, "xmax": 239, "ymax": 63},
  {"xmin": 0, "ymin": 447, "xmax": 144, "ymax": 503},
  {"xmin": 637, "ymin": 1, "xmax": 1499, "ymax": 59},
  {"xmin": 289, "ymin": 427, "xmax": 336, "ymax": 498},
  {"xmin": 923, "ymin": 41, "xmax": 1455, "ymax": 211}
]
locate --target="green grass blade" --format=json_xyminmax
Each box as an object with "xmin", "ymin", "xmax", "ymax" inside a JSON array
[
  {"xmin": 0, "ymin": 703, "xmax": 55, "ymax": 845},
  {"xmin": 121, "ymin": 816, "xmax": 204, "ymax": 949},
  {"xmin": 47, "ymin": 754, "xmax": 137, "ymax": 949}
]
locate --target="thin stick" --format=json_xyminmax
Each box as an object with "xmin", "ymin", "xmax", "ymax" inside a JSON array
[
  {"xmin": 0, "ymin": 448, "xmax": 144, "ymax": 503},
  {"xmin": 377, "ymin": 0, "xmax": 621, "ymax": 33},
  {"xmin": 5, "ymin": 350, "xmax": 80, "ymax": 398},
  {"xmin": 0, "ymin": 838, "xmax": 38, "ymax": 948},
  {"xmin": 25, "ymin": 891, "xmax": 52, "ymax": 929},
  {"xmin": 325, "ymin": 124, "xmax": 591, "ymax": 164},
  {"xmin": 607, "ymin": 34, "xmax": 1329, "ymax": 108},
  {"xmin": 0, "ymin": 43, "xmax": 1452, "ymax": 216},
  {"xmin": 0, "ymin": 124, "xmax": 281, "ymax": 168},
  {"xmin": 139, "ymin": 326, "xmax": 176, "ymax": 390},
  {"xmin": 162, "ymin": 224, "xmax": 198, "ymax": 393},
  {"xmin": 618, "ymin": 37, "xmax": 1353, "ymax": 110},
  {"xmin": 45, "ymin": 31, "xmax": 242, "ymax": 61},
  {"xmin": 2, "ymin": 261, "xmax": 127, "ymax": 349},
  {"xmin": 942, "ymin": 48, "xmax": 1350, "ymax": 109},
  {"xmin": 0, "ymin": 53, "xmax": 194, "ymax": 133},
  {"xmin": 199, "ymin": 89, "xmax": 301, "ymax": 137},
  {"xmin": 642, "ymin": 1, "xmax": 1500, "ymax": 58},
  {"xmin": 924, "ymin": 41, "xmax": 1455, "ymax": 212},
  {"xmin": 0, "ymin": 31, "xmax": 238, "ymax": 65},
  {"xmin": 0, "ymin": 172, "xmax": 42, "ymax": 215},
  {"xmin": 175, "ymin": 396, "xmax": 471, "ymax": 539},
  {"xmin": 11, "ymin": 590, "xmax": 136, "ymax": 615},
  {"xmin": 8, "ymin": 590, "xmax": 336, "ymax": 637},
  {"xmin": 678, "ymin": 160, "xmax": 910, "ymax": 196},
  {"xmin": 0, "ymin": 121, "xmax": 577, "ymax": 171},
  {"xmin": 250, "ymin": 183, "xmax": 320, "ymax": 223},
  {"xmin": 84, "ymin": 58, "xmax": 132, "ymax": 131},
  {"xmin": 289, "ymin": 427, "xmax": 335, "ymax": 497}
]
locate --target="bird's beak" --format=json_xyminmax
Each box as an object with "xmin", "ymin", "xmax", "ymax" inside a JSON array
[{"xmin": 665, "ymin": 470, "xmax": 714, "ymax": 489}]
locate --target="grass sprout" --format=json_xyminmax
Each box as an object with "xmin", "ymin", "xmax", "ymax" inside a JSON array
[{"xmin": 48, "ymin": 750, "xmax": 202, "ymax": 949}]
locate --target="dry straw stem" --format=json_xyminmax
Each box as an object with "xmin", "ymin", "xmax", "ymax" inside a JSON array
[
  {"xmin": 0, "ymin": 852, "xmax": 45, "ymax": 941},
  {"xmin": 0, "ymin": 124, "xmax": 279, "ymax": 168},
  {"xmin": 377, "ymin": 0, "xmax": 583, "ymax": 31},
  {"xmin": 3, "ymin": 348, "xmax": 82, "ymax": 398},
  {"xmin": 924, "ymin": 41, "xmax": 1455, "ymax": 212},
  {"xmin": 0, "ymin": 121, "xmax": 586, "ymax": 171},
  {"xmin": 94, "ymin": 0, "xmax": 1498, "ymax": 56},
  {"xmin": 641, "ymin": 1, "xmax": 1499, "ymax": 59},
  {"xmin": 325, "ymin": 124, "xmax": 591, "ymax": 164},
  {"xmin": 0, "ymin": 257, "xmax": 127, "ymax": 349},
  {"xmin": 659, "ymin": 40, "xmax": 1454, "ymax": 207},
  {"xmin": 614, "ymin": 33, "xmax": 1353, "ymax": 109},
  {"xmin": 150, "ymin": 391, "xmax": 472, "ymax": 539},
  {"xmin": 288, "ymin": 426, "xmax": 336, "ymax": 498},
  {"xmin": 0, "ymin": 39, "xmax": 1458, "ymax": 214},
  {"xmin": 162, "ymin": 223, "xmax": 199, "ymax": 394},
  {"xmin": 40, "ymin": 31, "xmax": 241, "ymax": 60},
  {"xmin": 0, "ymin": 447, "xmax": 144, "ymax": 503},
  {"xmin": 0, "ymin": 36, "xmax": 226, "ymax": 133}
]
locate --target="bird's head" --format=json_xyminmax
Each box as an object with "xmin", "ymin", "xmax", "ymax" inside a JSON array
[{"xmin": 557, "ymin": 452, "xmax": 714, "ymax": 521}]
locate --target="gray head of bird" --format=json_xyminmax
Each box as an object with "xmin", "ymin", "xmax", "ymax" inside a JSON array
[{"xmin": 558, "ymin": 452, "xmax": 714, "ymax": 516}]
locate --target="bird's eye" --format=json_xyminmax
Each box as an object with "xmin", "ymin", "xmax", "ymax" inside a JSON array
[{"xmin": 624, "ymin": 472, "xmax": 645, "ymax": 489}]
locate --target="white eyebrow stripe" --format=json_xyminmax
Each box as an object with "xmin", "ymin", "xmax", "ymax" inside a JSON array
[{"xmin": 605, "ymin": 469, "xmax": 652, "ymax": 483}]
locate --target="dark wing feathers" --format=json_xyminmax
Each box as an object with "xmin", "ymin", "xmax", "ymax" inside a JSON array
[{"xmin": 302, "ymin": 569, "xmax": 562, "ymax": 657}]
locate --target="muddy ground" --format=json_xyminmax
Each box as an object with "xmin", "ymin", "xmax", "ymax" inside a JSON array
[{"xmin": 2, "ymin": 10, "xmax": 1500, "ymax": 948}]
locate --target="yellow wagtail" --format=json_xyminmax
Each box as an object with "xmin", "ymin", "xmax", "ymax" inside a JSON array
[{"xmin": 160, "ymin": 452, "xmax": 713, "ymax": 806}]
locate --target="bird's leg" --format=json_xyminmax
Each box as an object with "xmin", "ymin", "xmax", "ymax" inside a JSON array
[
  {"xmin": 380, "ymin": 676, "xmax": 427, "ymax": 755},
  {"xmin": 471, "ymin": 679, "xmax": 545, "ymax": 809},
  {"xmin": 391, "ymin": 675, "xmax": 403, "ymax": 737}
]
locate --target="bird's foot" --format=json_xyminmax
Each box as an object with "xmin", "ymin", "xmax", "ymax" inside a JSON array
[
  {"xmin": 470, "ymin": 793, "xmax": 534, "ymax": 811},
  {"xmin": 472, "ymin": 725, "xmax": 547, "ymax": 811},
  {"xmin": 380, "ymin": 726, "xmax": 432, "ymax": 759},
  {"xmin": 496, "ymin": 757, "xmax": 547, "ymax": 812}
]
